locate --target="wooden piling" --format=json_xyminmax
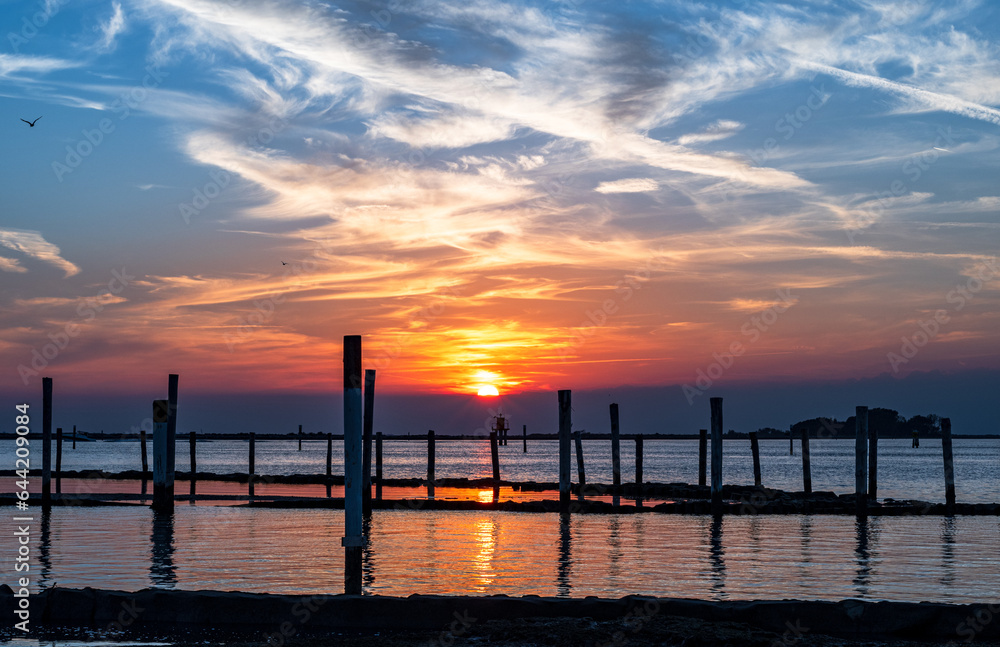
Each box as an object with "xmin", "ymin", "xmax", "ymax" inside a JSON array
[
  {"xmin": 941, "ymin": 417, "xmax": 956, "ymax": 512},
  {"xmin": 248, "ymin": 432, "xmax": 256, "ymax": 498},
  {"xmin": 558, "ymin": 390, "xmax": 571, "ymax": 510},
  {"xmin": 298, "ymin": 424, "xmax": 303, "ymax": 451},
  {"xmin": 522, "ymin": 424, "xmax": 527, "ymax": 453},
  {"xmin": 635, "ymin": 436, "xmax": 644, "ymax": 506},
  {"xmin": 326, "ymin": 432, "xmax": 333, "ymax": 498},
  {"xmin": 868, "ymin": 420, "xmax": 878, "ymax": 501},
  {"xmin": 710, "ymin": 397, "xmax": 723, "ymax": 513},
  {"xmin": 152, "ymin": 399, "xmax": 171, "ymax": 512},
  {"xmin": 490, "ymin": 431, "xmax": 500, "ymax": 502},
  {"xmin": 343, "ymin": 335, "xmax": 364, "ymax": 595},
  {"xmin": 140, "ymin": 429, "xmax": 149, "ymax": 475},
  {"xmin": 362, "ymin": 369, "xmax": 376, "ymax": 513},
  {"xmin": 189, "ymin": 431, "xmax": 197, "ymax": 475},
  {"xmin": 42, "ymin": 377, "xmax": 52, "ymax": 507},
  {"xmin": 855, "ymin": 405, "xmax": 868, "ymax": 518},
  {"xmin": 55, "ymin": 427, "xmax": 62, "ymax": 494},
  {"xmin": 790, "ymin": 432, "xmax": 794, "ymax": 456},
  {"xmin": 801, "ymin": 428, "xmax": 812, "ymax": 494},
  {"xmin": 427, "ymin": 429, "xmax": 435, "ymax": 498},
  {"xmin": 375, "ymin": 432, "xmax": 383, "ymax": 501},
  {"xmin": 749, "ymin": 431, "xmax": 761, "ymax": 487},
  {"xmin": 574, "ymin": 430, "xmax": 586, "ymax": 487},
  {"xmin": 698, "ymin": 429, "xmax": 707, "ymax": 487},
  {"xmin": 167, "ymin": 374, "xmax": 178, "ymax": 504},
  {"xmin": 189, "ymin": 431, "xmax": 197, "ymax": 501},
  {"xmin": 610, "ymin": 403, "xmax": 621, "ymax": 505},
  {"xmin": 72, "ymin": 424, "xmax": 77, "ymax": 449}
]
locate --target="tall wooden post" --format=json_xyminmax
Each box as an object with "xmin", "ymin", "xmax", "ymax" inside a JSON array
[
  {"xmin": 326, "ymin": 432, "xmax": 333, "ymax": 481},
  {"xmin": 801, "ymin": 428, "xmax": 812, "ymax": 494},
  {"xmin": 152, "ymin": 399, "xmax": 172, "ymax": 511},
  {"xmin": 343, "ymin": 335, "xmax": 364, "ymax": 595},
  {"xmin": 490, "ymin": 431, "xmax": 500, "ymax": 503},
  {"xmin": 610, "ymin": 403, "xmax": 621, "ymax": 506},
  {"xmin": 140, "ymin": 429, "xmax": 149, "ymax": 475},
  {"xmin": 248, "ymin": 432, "xmax": 256, "ymax": 498},
  {"xmin": 375, "ymin": 432, "xmax": 383, "ymax": 501},
  {"xmin": 558, "ymin": 390, "xmax": 571, "ymax": 510},
  {"xmin": 941, "ymin": 418, "xmax": 956, "ymax": 513},
  {"xmin": 635, "ymin": 436, "xmax": 644, "ymax": 507},
  {"xmin": 189, "ymin": 431, "xmax": 197, "ymax": 501},
  {"xmin": 749, "ymin": 431, "xmax": 761, "ymax": 487},
  {"xmin": 362, "ymin": 369, "xmax": 376, "ymax": 514},
  {"xmin": 710, "ymin": 397, "xmax": 723, "ymax": 513},
  {"xmin": 522, "ymin": 424, "xmax": 527, "ymax": 453},
  {"xmin": 55, "ymin": 427, "xmax": 63, "ymax": 495},
  {"xmin": 298, "ymin": 424, "xmax": 303, "ymax": 451},
  {"xmin": 72, "ymin": 424, "xmax": 77, "ymax": 449},
  {"xmin": 574, "ymin": 430, "xmax": 586, "ymax": 487},
  {"xmin": 790, "ymin": 432, "xmax": 794, "ymax": 455},
  {"xmin": 855, "ymin": 406, "xmax": 868, "ymax": 519},
  {"xmin": 698, "ymin": 429, "xmax": 707, "ymax": 487},
  {"xmin": 42, "ymin": 377, "xmax": 52, "ymax": 507},
  {"xmin": 427, "ymin": 430, "xmax": 435, "ymax": 498},
  {"xmin": 868, "ymin": 420, "xmax": 878, "ymax": 501},
  {"xmin": 167, "ymin": 374, "xmax": 178, "ymax": 504}
]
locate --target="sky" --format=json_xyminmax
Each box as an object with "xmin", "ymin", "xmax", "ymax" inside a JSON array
[{"xmin": 2, "ymin": 0, "xmax": 999, "ymax": 435}]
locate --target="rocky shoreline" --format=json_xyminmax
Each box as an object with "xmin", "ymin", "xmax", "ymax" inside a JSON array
[{"xmin": 3, "ymin": 587, "xmax": 999, "ymax": 645}]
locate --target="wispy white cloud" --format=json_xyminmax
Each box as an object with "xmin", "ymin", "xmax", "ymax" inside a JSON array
[
  {"xmin": 595, "ymin": 178, "xmax": 659, "ymax": 194},
  {"xmin": 0, "ymin": 230, "xmax": 80, "ymax": 277},
  {"xmin": 97, "ymin": 2, "xmax": 127, "ymax": 52},
  {"xmin": 802, "ymin": 61, "xmax": 1000, "ymax": 126},
  {"xmin": 0, "ymin": 256, "xmax": 26, "ymax": 274},
  {"xmin": 0, "ymin": 54, "xmax": 78, "ymax": 77}
]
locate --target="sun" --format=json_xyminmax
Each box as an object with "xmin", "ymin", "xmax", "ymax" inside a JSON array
[{"xmin": 477, "ymin": 385, "xmax": 500, "ymax": 397}]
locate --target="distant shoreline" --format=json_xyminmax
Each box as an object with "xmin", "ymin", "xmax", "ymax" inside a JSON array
[{"xmin": 3, "ymin": 431, "xmax": 998, "ymax": 440}]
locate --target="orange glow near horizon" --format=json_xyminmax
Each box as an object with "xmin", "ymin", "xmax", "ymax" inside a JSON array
[{"xmin": 477, "ymin": 385, "xmax": 500, "ymax": 396}]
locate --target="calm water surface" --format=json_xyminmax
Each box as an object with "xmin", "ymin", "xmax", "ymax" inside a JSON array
[
  {"xmin": 17, "ymin": 506, "xmax": 1000, "ymax": 603},
  {"xmin": 33, "ymin": 437, "xmax": 1000, "ymax": 503}
]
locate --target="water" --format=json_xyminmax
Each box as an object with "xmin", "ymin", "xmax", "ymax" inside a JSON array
[
  {"xmin": 15, "ymin": 506, "xmax": 1000, "ymax": 602},
  {"xmin": 32, "ymin": 437, "xmax": 1000, "ymax": 503}
]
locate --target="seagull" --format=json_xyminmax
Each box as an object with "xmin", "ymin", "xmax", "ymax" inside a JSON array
[
  {"xmin": 281, "ymin": 261, "xmax": 288, "ymax": 265},
  {"xmin": 20, "ymin": 116, "xmax": 42, "ymax": 127}
]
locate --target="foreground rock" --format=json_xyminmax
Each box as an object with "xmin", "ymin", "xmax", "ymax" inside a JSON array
[{"xmin": 2, "ymin": 587, "xmax": 998, "ymax": 645}]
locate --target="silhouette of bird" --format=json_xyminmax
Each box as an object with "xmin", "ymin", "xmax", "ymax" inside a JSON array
[
  {"xmin": 20, "ymin": 116, "xmax": 42, "ymax": 127},
  {"xmin": 281, "ymin": 261, "xmax": 288, "ymax": 265}
]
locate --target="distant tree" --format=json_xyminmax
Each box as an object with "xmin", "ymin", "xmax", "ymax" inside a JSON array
[
  {"xmin": 903, "ymin": 414, "xmax": 941, "ymax": 437},
  {"xmin": 868, "ymin": 408, "xmax": 904, "ymax": 437},
  {"xmin": 790, "ymin": 417, "xmax": 843, "ymax": 438}
]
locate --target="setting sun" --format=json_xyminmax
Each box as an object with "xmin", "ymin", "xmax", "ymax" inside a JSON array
[{"xmin": 477, "ymin": 385, "xmax": 500, "ymax": 397}]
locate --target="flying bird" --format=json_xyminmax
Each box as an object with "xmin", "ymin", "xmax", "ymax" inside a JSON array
[
  {"xmin": 281, "ymin": 261, "xmax": 288, "ymax": 265},
  {"xmin": 20, "ymin": 116, "xmax": 42, "ymax": 127}
]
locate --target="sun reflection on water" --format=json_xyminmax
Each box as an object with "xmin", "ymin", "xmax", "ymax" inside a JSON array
[{"xmin": 473, "ymin": 517, "xmax": 499, "ymax": 593}]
